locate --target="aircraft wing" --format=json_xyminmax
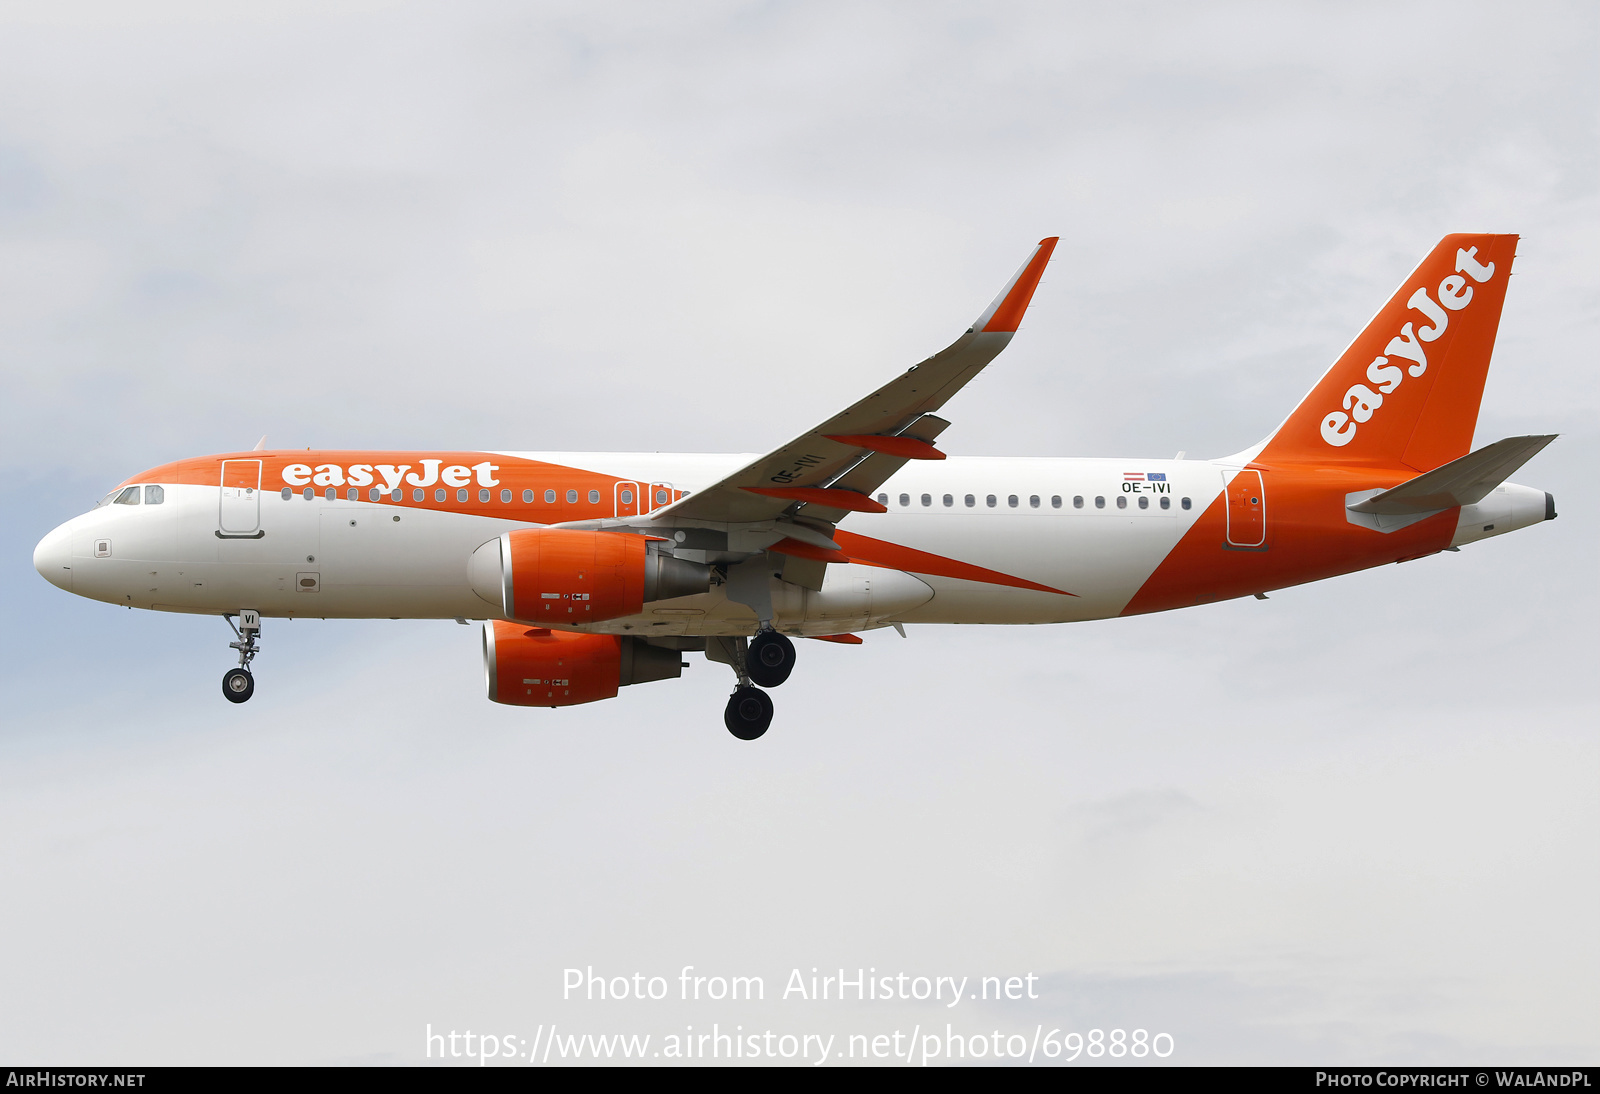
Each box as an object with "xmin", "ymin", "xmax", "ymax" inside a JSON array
[{"xmin": 646, "ymin": 237, "xmax": 1059, "ymax": 528}]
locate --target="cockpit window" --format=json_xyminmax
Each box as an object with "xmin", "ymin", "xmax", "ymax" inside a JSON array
[
  {"xmin": 114, "ymin": 487, "xmax": 140, "ymax": 505},
  {"xmin": 95, "ymin": 490, "xmax": 120, "ymax": 508},
  {"xmin": 144, "ymin": 485, "xmax": 164, "ymax": 505}
]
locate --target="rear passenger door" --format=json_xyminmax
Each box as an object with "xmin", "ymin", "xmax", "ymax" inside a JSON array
[{"xmin": 1224, "ymin": 469, "xmax": 1266, "ymax": 548}]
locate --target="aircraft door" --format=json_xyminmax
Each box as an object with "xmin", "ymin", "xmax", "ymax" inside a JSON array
[
  {"xmin": 219, "ymin": 459, "xmax": 263, "ymax": 536},
  {"xmin": 614, "ymin": 481, "xmax": 644, "ymax": 518},
  {"xmin": 1224, "ymin": 469, "xmax": 1266, "ymax": 548},
  {"xmin": 614, "ymin": 481, "xmax": 673, "ymax": 517}
]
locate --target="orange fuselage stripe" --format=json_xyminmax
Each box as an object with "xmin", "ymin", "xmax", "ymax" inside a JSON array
[
  {"xmin": 833, "ymin": 529, "xmax": 1074, "ymax": 596},
  {"xmin": 125, "ymin": 451, "xmax": 677, "ymax": 525}
]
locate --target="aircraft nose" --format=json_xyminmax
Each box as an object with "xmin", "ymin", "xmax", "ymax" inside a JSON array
[{"xmin": 33, "ymin": 523, "xmax": 73, "ymax": 592}]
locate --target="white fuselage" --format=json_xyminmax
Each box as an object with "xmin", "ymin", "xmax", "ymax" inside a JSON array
[{"xmin": 34, "ymin": 451, "xmax": 1546, "ymax": 639}]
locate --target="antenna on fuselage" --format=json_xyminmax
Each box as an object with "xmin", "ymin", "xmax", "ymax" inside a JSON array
[{"xmin": 252, "ymin": 436, "xmax": 267, "ymax": 451}]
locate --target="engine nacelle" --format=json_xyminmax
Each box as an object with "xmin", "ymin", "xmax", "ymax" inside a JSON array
[
  {"xmin": 468, "ymin": 528, "xmax": 708, "ymax": 623},
  {"xmin": 483, "ymin": 621, "xmax": 685, "ymax": 707}
]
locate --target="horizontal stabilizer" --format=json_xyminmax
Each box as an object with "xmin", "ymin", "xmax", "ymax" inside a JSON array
[{"xmin": 1348, "ymin": 434, "xmax": 1557, "ymax": 515}]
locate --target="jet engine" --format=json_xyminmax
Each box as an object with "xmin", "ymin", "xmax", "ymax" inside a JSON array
[
  {"xmin": 483, "ymin": 621, "xmax": 685, "ymax": 707},
  {"xmin": 468, "ymin": 529, "xmax": 709, "ymax": 623}
]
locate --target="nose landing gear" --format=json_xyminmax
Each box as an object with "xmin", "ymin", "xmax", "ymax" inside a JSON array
[
  {"xmin": 222, "ymin": 610, "xmax": 261, "ymax": 704},
  {"xmin": 223, "ymin": 667, "xmax": 254, "ymax": 703}
]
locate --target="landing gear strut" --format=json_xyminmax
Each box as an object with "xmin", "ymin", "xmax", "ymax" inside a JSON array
[{"xmin": 222, "ymin": 610, "xmax": 260, "ymax": 704}]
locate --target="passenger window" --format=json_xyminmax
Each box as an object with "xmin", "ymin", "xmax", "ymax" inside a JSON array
[
  {"xmin": 1117, "ymin": 495, "xmax": 1127, "ymax": 509},
  {"xmin": 986, "ymin": 495, "xmax": 996, "ymax": 507},
  {"xmin": 281, "ymin": 487, "xmax": 292, "ymax": 500},
  {"xmin": 1007, "ymin": 495, "xmax": 1018, "ymax": 508},
  {"xmin": 523, "ymin": 489, "xmax": 534, "ymax": 503},
  {"xmin": 1138, "ymin": 496, "xmax": 1148, "ymax": 509},
  {"xmin": 1073, "ymin": 495, "xmax": 1084, "ymax": 508},
  {"xmin": 303, "ymin": 487, "xmax": 314, "ymax": 500},
  {"xmin": 656, "ymin": 490, "xmax": 669, "ymax": 505},
  {"xmin": 1051, "ymin": 495, "xmax": 1061, "ymax": 508},
  {"xmin": 943, "ymin": 494, "xmax": 953, "ymax": 507},
  {"xmin": 144, "ymin": 485, "xmax": 164, "ymax": 504},
  {"xmin": 899, "ymin": 494, "xmax": 910, "ymax": 507},
  {"xmin": 114, "ymin": 486, "xmax": 140, "ymax": 505},
  {"xmin": 458, "ymin": 488, "xmax": 468, "ymax": 502},
  {"xmin": 1181, "ymin": 497, "xmax": 1192, "ymax": 510},
  {"xmin": 1029, "ymin": 495, "xmax": 1040, "ymax": 508},
  {"xmin": 435, "ymin": 488, "xmax": 446, "ymax": 502},
  {"xmin": 346, "ymin": 488, "xmax": 358, "ymax": 501},
  {"xmin": 964, "ymin": 494, "xmax": 975, "ymax": 507},
  {"xmin": 369, "ymin": 488, "xmax": 383, "ymax": 501},
  {"xmin": 587, "ymin": 490, "xmax": 600, "ymax": 504},
  {"xmin": 566, "ymin": 489, "xmax": 578, "ymax": 504},
  {"xmin": 878, "ymin": 493, "xmax": 889, "ymax": 504},
  {"xmin": 500, "ymin": 489, "xmax": 512, "ymax": 503},
  {"xmin": 327, "ymin": 487, "xmax": 337, "ymax": 500},
  {"xmin": 413, "ymin": 489, "xmax": 425, "ymax": 502},
  {"xmin": 545, "ymin": 489, "xmax": 557, "ymax": 504},
  {"xmin": 621, "ymin": 489, "xmax": 634, "ymax": 505},
  {"xmin": 1095, "ymin": 496, "xmax": 1105, "ymax": 509},
  {"xmin": 920, "ymin": 493, "xmax": 932, "ymax": 507},
  {"xmin": 390, "ymin": 489, "xmax": 403, "ymax": 502},
  {"xmin": 480, "ymin": 489, "xmax": 491, "ymax": 503},
  {"xmin": 1160, "ymin": 496, "xmax": 1170, "ymax": 509}
]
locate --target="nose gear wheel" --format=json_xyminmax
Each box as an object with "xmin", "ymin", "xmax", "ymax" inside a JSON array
[
  {"xmin": 222, "ymin": 668, "xmax": 254, "ymax": 703},
  {"xmin": 222, "ymin": 611, "xmax": 262, "ymax": 704}
]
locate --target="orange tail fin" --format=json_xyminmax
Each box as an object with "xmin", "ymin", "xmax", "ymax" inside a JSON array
[{"xmin": 1258, "ymin": 234, "xmax": 1518, "ymax": 471}]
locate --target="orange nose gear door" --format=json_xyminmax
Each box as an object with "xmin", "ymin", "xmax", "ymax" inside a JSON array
[
  {"xmin": 219, "ymin": 459, "xmax": 262, "ymax": 536},
  {"xmin": 1225, "ymin": 469, "xmax": 1266, "ymax": 548}
]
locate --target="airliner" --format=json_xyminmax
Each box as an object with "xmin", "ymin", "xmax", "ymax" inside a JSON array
[{"xmin": 32, "ymin": 234, "xmax": 1556, "ymax": 739}]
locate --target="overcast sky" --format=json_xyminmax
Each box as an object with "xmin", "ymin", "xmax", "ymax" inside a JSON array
[{"xmin": 1, "ymin": 0, "xmax": 1595, "ymax": 1066}]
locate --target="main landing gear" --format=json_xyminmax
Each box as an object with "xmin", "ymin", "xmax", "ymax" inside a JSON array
[
  {"xmin": 725, "ymin": 686, "xmax": 774, "ymax": 741},
  {"xmin": 746, "ymin": 630, "xmax": 796, "ymax": 688},
  {"xmin": 222, "ymin": 610, "xmax": 261, "ymax": 704},
  {"xmin": 716, "ymin": 629, "xmax": 796, "ymax": 740}
]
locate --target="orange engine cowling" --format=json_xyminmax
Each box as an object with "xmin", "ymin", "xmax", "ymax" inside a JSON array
[
  {"xmin": 483, "ymin": 622, "xmax": 685, "ymax": 707},
  {"xmin": 468, "ymin": 528, "xmax": 708, "ymax": 623}
]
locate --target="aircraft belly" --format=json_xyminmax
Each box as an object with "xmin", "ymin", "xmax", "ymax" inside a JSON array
[{"xmin": 578, "ymin": 564, "xmax": 933, "ymax": 637}]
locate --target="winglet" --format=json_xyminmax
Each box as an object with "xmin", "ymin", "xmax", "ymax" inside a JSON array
[{"xmin": 971, "ymin": 237, "xmax": 1059, "ymax": 334}]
